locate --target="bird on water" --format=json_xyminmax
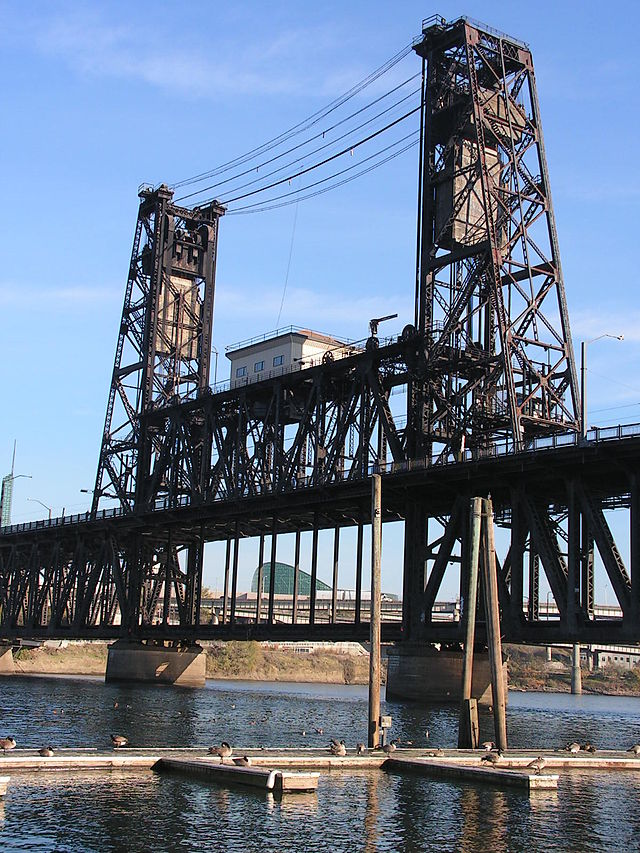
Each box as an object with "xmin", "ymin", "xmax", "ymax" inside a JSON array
[
  {"xmin": 209, "ymin": 742, "xmax": 233, "ymax": 760},
  {"xmin": 526, "ymin": 756, "xmax": 546, "ymax": 775},
  {"xmin": 330, "ymin": 740, "xmax": 347, "ymax": 756},
  {"xmin": 0, "ymin": 737, "xmax": 16, "ymax": 754},
  {"xmin": 38, "ymin": 746, "xmax": 55, "ymax": 757},
  {"xmin": 111, "ymin": 734, "xmax": 128, "ymax": 749}
]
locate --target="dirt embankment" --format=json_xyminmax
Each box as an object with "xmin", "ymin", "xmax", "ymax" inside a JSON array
[
  {"xmin": 506, "ymin": 644, "xmax": 640, "ymax": 696},
  {"xmin": 14, "ymin": 643, "xmax": 108, "ymax": 675},
  {"xmin": 11, "ymin": 641, "xmax": 373, "ymax": 685}
]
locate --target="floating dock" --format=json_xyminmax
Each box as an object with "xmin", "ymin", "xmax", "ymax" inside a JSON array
[
  {"xmin": 387, "ymin": 756, "xmax": 558, "ymax": 790},
  {"xmin": 161, "ymin": 757, "xmax": 319, "ymax": 793},
  {"xmin": 1, "ymin": 747, "xmax": 640, "ymax": 797}
]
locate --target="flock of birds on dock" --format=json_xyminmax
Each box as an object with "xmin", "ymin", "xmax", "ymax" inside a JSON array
[{"xmin": 2, "ymin": 733, "xmax": 640, "ymax": 772}]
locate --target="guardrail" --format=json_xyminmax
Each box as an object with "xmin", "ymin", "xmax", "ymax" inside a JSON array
[{"xmin": 2, "ymin": 422, "xmax": 639, "ymax": 536}]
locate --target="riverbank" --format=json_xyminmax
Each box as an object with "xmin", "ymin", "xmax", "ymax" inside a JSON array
[
  {"xmin": 505, "ymin": 644, "xmax": 640, "ymax": 697},
  {"xmin": 10, "ymin": 641, "xmax": 640, "ymax": 696},
  {"xmin": 12, "ymin": 641, "xmax": 374, "ymax": 685}
]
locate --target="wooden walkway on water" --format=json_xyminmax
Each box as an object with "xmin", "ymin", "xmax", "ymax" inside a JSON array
[{"xmin": 2, "ymin": 747, "xmax": 640, "ymax": 796}]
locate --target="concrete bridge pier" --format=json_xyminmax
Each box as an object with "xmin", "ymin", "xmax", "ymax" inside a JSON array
[
  {"xmin": 105, "ymin": 640, "xmax": 206, "ymax": 687},
  {"xmin": 0, "ymin": 644, "xmax": 15, "ymax": 675},
  {"xmin": 571, "ymin": 643, "xmax": 582, "ymax": 695},
  {"xmin": 385, "ymin": 645, "xmax": 507, "ymax": 707}
]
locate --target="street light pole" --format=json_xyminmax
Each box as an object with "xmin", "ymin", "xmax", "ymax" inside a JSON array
[
  {"xmin": 212, "ymin": 345, "xmax": 219, "ymax": 386},
  {"xmin": 27, "ymin": 497, "xmax": 52, "ymax": 520},
  {"xmin": 580, "ymin": 334, "xmax": 624, "ymax": 440}
]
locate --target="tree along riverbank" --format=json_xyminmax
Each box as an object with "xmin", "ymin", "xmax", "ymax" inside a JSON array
[
  {"xmin": 12, "ymin": 641, "xmax": 375, "ymax": 685},
  {"xmin": 10, "ymin": 641, "xmax": 640, "ymax": 696}
]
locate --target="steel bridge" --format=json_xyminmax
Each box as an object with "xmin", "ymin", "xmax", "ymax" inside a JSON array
[{"xmin": 1, "ymin": 16, "xmax": 637, "ymax": 650}]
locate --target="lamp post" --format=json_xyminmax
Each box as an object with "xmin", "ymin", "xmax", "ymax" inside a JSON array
[
  {"xmin": 27, "ymin": 497, "xmax": 52, "ymax": 520},
  {"xmin": 212, "ymin": 345, "xmax": 219, "ymax": 386},
  {"xmin": 580, "ymin": 334, "xmax": 624, "ymax": 440}
]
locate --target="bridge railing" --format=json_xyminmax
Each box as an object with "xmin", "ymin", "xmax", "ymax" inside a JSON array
[{"xmin": 2, "ymin": 421, "xmax": 640, "ymax": 535}]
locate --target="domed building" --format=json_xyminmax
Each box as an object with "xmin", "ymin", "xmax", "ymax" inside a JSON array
[{"xmin": 250, "ymin": 562, "xmax": 331, "ymax": 596}]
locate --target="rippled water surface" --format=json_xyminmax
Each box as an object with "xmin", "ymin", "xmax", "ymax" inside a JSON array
[{"xmin": 1, "ymin": 676, "xmax": 640, "ymax": 851}]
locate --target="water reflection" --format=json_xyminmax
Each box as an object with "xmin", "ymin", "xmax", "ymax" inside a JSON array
[{"xmin": 2, "ymin": 677, "xmax": 640, "ymax": 850}]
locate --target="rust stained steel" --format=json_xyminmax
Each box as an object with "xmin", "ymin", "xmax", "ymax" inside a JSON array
[{"xmin": 0, "ymin": 18, "xmax": 635, "ymax": 647}]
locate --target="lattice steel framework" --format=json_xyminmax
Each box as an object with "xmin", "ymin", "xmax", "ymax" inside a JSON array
[
  {"xmin": 92, "ymin": 185, "xmax": 224, "ymax": 514},
  {"xmin": 3, "ymin": 16, "xmax": 624, "ymax": 649},
  {"xmin": 410, "ymin": 17, "xmax": 579, "ymax": 461}
]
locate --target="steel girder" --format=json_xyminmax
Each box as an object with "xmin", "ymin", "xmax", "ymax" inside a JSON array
[
  {"xmin": 92, "ymin": 186, "xmax": 225, "ymax": 514},
  {"xmin": 412, "ymin": 18, "xmax": 579, "ymax": 460},
  {"xmin": 2, "ymin": 441, "xmax": 640, "ymax": 643}
]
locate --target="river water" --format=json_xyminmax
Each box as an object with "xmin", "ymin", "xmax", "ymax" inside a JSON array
[{"xmin": 1, "ymin": 676, "xmax": 640, "ymax": 851}]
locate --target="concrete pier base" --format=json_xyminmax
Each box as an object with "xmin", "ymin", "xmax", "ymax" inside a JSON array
[
  {"xmin": 105, "ymin": 641, "xmax": 206, "ymax": 687},
  {"xmin": 0, "ymin": 644, "xmax": 15, "ymax": 675},
  {"xmin": 386, "ymin": 645, "xmax": 507, "ymax": 707},
  {"xmin": 571, "ymin": 643, "xmax": 582, "ymax": 695}
]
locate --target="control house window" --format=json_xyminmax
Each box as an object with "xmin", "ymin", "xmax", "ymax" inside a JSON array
[
  {"xmin": 273, "ymin": 355, "xmax": 284, "ymax": 367},
  {"xmin": 236, "ymin": 366, "xmax": 247, "ymax": 378},
  {"xmin": 254, "ymin": 361, "xmax": 264, "ymax": 373}
]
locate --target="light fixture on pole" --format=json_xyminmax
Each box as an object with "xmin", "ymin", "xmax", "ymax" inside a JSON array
[
  {"xmin": 580, "ymin": 334, "xmax": 624, "ymax": 440},
  {"xmin": 27, "ymin": 497, "xmax": 52, "ymax": 520},
  {"xmin": 80, "ymin": 488, "xmax": 117, "ymax": 499},
  {"xmin": 212, "ymin": 345, "xmax": 219, "ymax": 386}
]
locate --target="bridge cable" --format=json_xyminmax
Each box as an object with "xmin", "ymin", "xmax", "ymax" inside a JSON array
[{"xmin": 171, "ymin": 41, "xmax": 416, "ymax": 191}]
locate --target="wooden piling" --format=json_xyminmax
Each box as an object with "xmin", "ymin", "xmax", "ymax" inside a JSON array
[
  {"xmin": 369, "ymin": 473, "xmax": 382, "ymax": 749},
  {"xmin": 459, "ymin": 497, "xmax": 482, "ymax": 748},
  {"xmin": 481, "ymin": 497, "xmax": 508, "ymax": 751}
]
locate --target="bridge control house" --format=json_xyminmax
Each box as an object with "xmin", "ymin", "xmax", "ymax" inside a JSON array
[{"xmin": 226, "ymin": 326, "xmax": 358, "ymax": 388}]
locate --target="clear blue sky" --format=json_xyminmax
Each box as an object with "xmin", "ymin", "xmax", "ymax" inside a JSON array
[{"xmin": 1, "ymin": 1, "xmax": 638, "ymax": 601}]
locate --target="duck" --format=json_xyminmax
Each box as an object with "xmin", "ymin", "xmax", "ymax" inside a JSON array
[
  {"xmin": 565, "ymin": 742, "xmax": 581, "ymax": 754},
  {"xmin": 583, "ymin": 742, "xmax": 597, "ymax": 754},
  {"xmin": 426, "ymin": 748, "xmax": 445, "ymax": 757},
  {"xmin": 0, "ymin": 737, "xmax": 16, "ymax": 754},
  {"xmin": 382, "ymin": 741, "xmax": 397, "ymax": 755},
  {"xmin": 209, "ymin": 742, "xmax": 233, "ymax": 760},
  {"xmin": 232, "ymin": 756, "xmax": 252, "ymax": 766},
  {"xmin": 111, "ymin": 734, "xmax": 129, "ymax": 749},
  {"xmin": 481, "ymin": 740, "xmax": 496, "ymax": 751},
  {"xmin": 38, "ymin": 746, "xmax": 55, "ymax": 757},
  {"xmin": 481, "ymin": 749, "xmax": 504, "ymax": 765},
  {"xmin": 329, "ymin": 740, "xmax": 347, "ymax": 756},
  {"xmin": 356, "ymin": 743, "xmax": 366, "ymax": 755},
  {"xmin": 315, "ymin": 728, "xmax": 324, "ymax": 735},
  {"xmin": 627, "ymin": 744, "xmax": 640, "ymax": 755},
  {"xmin": 526, "ymin": 756, "xmax": 546, "ymax": 775}
]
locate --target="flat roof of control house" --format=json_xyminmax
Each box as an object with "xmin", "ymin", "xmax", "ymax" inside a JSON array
[{"xmin": 225, "ymin": 325, "xmax": 352, "ymax": 358}]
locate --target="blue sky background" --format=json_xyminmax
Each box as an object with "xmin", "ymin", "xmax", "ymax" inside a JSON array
[{"xmin": 1, "ymin": 1, "xmax": 639, "ymax": 601}]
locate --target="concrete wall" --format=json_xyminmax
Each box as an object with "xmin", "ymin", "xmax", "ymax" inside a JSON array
[
  {"xmin": 0, "ymin": 644, "xmax": 15, "ymax": 675},
  {"xmin": 105, "ymin": 641, "xmax": 206, "ymax": 687},
  {"xmin": 386, "ymin": 645, "xmax": 507, "ymax": 707}
]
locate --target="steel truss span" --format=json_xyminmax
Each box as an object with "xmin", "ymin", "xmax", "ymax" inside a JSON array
[
  {"xmin": 0, "ymin": 18, "xmax": 632, "ymax": 647},
  {"xmin": 1, "ymin": 433, "xmax": 639, "ymax": 644}
]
